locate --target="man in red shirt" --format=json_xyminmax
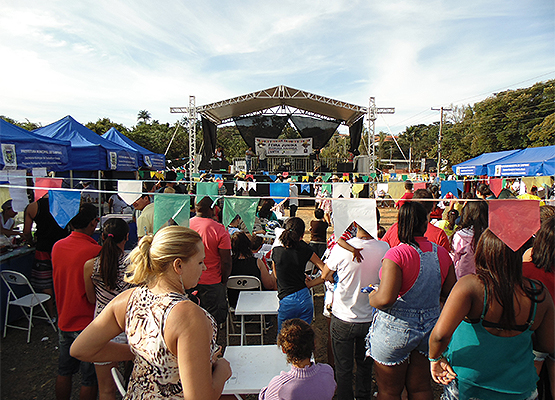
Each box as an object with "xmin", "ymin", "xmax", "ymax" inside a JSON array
[
  {"xmin": 383, "ymin": 189, "xmax": 451, "ymax": 251},
  {"xmin": 52, "ymin": 203, "xmax": 101, "ymax": 400},
  {"xmin": 189, "ymin": 196, "xmax": 232, "ymax": 325},
  {"xmin": 396, "ymin": 181, "xmax": 414, "ymax": 209}
]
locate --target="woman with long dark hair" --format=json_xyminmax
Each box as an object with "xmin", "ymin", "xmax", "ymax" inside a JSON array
[
  {"xmin": 272, "ymin": 217, "xmax": 325, "ymax": 331},
  {"xmin": 452, "ymin": 199, "xmax": 488, "ymax": 279},
  {"xmin": 228, "ymin": 231, "xmax": 276, "ymax": 308},
  {"xmin": 367, "ymin": 202, "xmax": 456, "ymax": 399},
  {"xmin": 429, "ymin": 229, "xmax": 554, "ymax": 399},
  {"xmin": 83, "ymin": 218, "xmax": 134, "ymax": 400}
]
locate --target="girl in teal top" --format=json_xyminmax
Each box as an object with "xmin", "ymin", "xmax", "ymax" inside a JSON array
[{"xmin": 429, "ymin": 229, "xmax": 554, "ymax": 400}]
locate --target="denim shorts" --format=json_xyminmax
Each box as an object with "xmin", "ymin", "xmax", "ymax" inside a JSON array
[
  {"xmin": 278, "ymin": 287, "xmax": 313, "ymax": 332},
  {"xmin": 58, "ymin": 330, "xmax": 97, "ymax": 386},
  {"xmin": 368, "ymin": 309, "xmax": 437, "ymax": 365},
  {"xmin": 441, "ymin": 379, "xmax": 538, "ymax": 400}
]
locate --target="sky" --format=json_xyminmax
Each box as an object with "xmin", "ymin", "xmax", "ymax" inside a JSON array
[{"xmin": 1, "ymin": 0, "xmax": 554, "ymax": 137}]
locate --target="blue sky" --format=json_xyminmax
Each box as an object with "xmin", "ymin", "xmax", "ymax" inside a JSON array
[{"xmin": 1, "ymin": 0, "xmax": 554, "ymax": 136}]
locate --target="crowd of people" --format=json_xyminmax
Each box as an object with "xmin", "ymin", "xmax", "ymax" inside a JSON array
[{"xmin": 11, "ymin": 176, "xmax": 555, "ymax": 400}]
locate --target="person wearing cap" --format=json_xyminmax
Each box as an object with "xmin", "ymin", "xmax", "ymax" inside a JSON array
[{"xmin": 1, "ymin": 199, "xmax": 19, "ymax": 237}]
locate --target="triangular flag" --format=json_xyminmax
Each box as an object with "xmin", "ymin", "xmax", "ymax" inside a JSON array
[
  {"xmin": 282, "ymin": 172, "xmax": 289, "ymax": 177},
  {"xmin": 489, "ymin": 178, "xmax": 504, "ymax": 197},
  {"xmin": 269, "ymin": 175, "xmax": 277, "ymax": 181},
  {"xmin": 414, "ymin": 182, "xmax": 427, "ymax": 190},
  {"xmin": 307, "ymin": 172, "xmax": 313, "ymax": 176},
  {"xmin": 196, "ymin": 182, "xmax": 218, "ymax": 200},
  {"xmin": 49, "ymin": 189, "xmax": 81, "ymax": 229},
  {"xmin": 270, "ymin": 183, "xmax": 289, "ymax": 201},
  {"xmin": 35, "ymin": 177, "xmax": 63, "ymax": 200},
  {"xmin": 440, "ymin": 181, "xmax": 459, "ymax": 197},
  {"xmin": 118, "ymin": 180, "xmax": 143, "ymax": 205},
  {"xmin": 361, "ymin": 175, "xmax": 369, "ymax": 182},
  {"xmin": 322, "ymin": 183, "xmax": 332, "ymax": 194},
  {"xmin": 352, "ymin": 183, "xmax": 365, "ymax": 195},
  {"xmin": 301, "ymin": 183, "xmax": 310, "ymax": 194},
  {"xmin": 323, "ymin": 173, "xmax": 332, "ymax": 182},
  {"xmin": 153, "ymin": 194, "xmax": 190, "ymax": 233},
  {"xmin": 302, "ymin": 176, "xmax": 309, "ymax": 182},
  {"xmin": 223, "ymin": 197, "xmax": 259, "ymax": 233},
  {"xmin": 489, "ymin": 200, "xmax": 540, "ymax": 251},
  {"xmin": 332, "ymin": 199, "xmax": 378, "ymax": 239},
  {"xmin": 176, "ymin": 172, "xmax": 185, "ymax": 181}
]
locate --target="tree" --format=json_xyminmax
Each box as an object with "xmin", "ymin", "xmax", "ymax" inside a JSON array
[
  {"xmin": 85, "ymin": 118, "xmax": 129, "ymax": 135},
  {"xmin": 137, "ymin": 110, "xmax": 151, "ymax": 124}
]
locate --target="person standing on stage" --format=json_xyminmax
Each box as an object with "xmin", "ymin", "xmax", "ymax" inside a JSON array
[
  {"xmin": 245, "ymin": 147, "xmax": 255, "ymax": 172},
  {"xmin": 258, "ymin": 143, "xmax": 268, "ymax": 171}
]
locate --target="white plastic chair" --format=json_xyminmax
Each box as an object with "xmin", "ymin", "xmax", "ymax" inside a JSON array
[
  {"xmin": 111, "ymin": 367, "xmax": 126, "ymax": 397},
  {"xmin": 1, "ymin": 270, "xmax": 57, "ymax": 343},
  {"xmin": 226, "ymin": 275, "xmax": 262, "ymax": 346}
]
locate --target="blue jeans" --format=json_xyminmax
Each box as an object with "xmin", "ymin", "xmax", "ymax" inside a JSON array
[
  {"xmin": 278, "ymin": 287, "xmax": 313, "ymax": 332},
  {"xmin": 331, "ymin": 315, "xmax": 373, "ymax": 400},
  {"xmin": 58, "ymin": 330, "xmax": 97, "ymax": 386}
]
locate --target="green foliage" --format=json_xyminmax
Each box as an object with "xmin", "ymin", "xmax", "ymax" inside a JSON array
[
  {"xmin": 1, "ymin": 115, "xmax": 42, "ymax": 130},
  {"xmin": 396, "ymin": 79, "xmax": 555, "ymax": 169},
  {"xmin": 85, "ymin": 118, "xmax": 129, "ymax": 135}
]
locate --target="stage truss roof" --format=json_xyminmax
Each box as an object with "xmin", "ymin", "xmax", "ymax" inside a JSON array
[{"xmin": 171, "ymin": 85, "xmax": 370, "ymax": 127}]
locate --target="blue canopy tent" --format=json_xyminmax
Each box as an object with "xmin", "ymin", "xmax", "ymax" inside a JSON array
[
  {"xmin": 487, "ymin": 145, "xmax": 555, "ymax": 176},
  {"xmin": 102, "ymin": 127, "xmax": 165, "ymax": 170},
  {"xmin": 33, "ymin": 116, "xmax": 139, "ymax": 171},
  {"xmin": 0, "ymin": 118, "xmax": 71, "ymax": 171},
  {"xmin": 452, "ymin": 150, "xmax": 520, "ymax": 176}
]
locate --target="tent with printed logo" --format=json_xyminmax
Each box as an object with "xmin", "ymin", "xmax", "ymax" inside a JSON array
[
  {"xmin": 33, "ymin": 116, "xmax": 139, "ymax": 171},
  {"xmin": 0, "ymin": 118, "xmax": 71, "ymax": 171},
  {"xmin": 102, "ymin": 127, "xmax": 165, "ymax": 170}
]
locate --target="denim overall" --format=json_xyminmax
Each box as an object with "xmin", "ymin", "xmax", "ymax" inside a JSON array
[{"xmin": 368, "ymin": 243, "xmax": 441, "ymax": 365}]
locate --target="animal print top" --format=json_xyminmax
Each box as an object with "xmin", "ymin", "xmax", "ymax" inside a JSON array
[{"xmin": 124, "ymin": 286, "xmax": 218, "ymax": 400}]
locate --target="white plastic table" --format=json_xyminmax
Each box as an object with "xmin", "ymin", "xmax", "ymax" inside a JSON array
[
  {"xmin": 234, "ymin": 291, "xmax": 279, "ymax": 345},
  {"xmin": 222, "ymin": 345, "xmax": 288, "ymax": 399}
]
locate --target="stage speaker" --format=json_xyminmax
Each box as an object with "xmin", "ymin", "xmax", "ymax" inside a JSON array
[{"xmin": 337, "ymin": 162, "xmax": 353, "ymax": 173}]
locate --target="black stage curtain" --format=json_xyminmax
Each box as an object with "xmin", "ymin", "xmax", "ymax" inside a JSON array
[
  {"xmin": 233, "ymin": 115, "xmax": 290, "ymax": 149},
  {"xmin": 290, "ymin": 116, "xmax": 341, "ymax": 151},
  {"xmin": 348, "ymin": 117, "xmax": 364, "ymax": 156},
  {"xmin": 200, "ymin": 117, "xmax": 217, "ymax": 170}
]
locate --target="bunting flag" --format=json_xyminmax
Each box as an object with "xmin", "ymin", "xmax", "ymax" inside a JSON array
[
  {"xmin": 342, "ymin": 174, "xmax": 350, "ymax": 182},
  {"xmin": 269, "ymin": 175, "xmax": 277, "ymax": 181},
  {"xmin": 322, "ymin": 183, "xmax": 332, "ymax": 194},
  {"xmin": 153, "ymin": 194, "xmax": 191, "ymax": 233},
  {"xmin": 150, "ymin": 171, "xmax": 156, "ymax": 178},
  {"xmin": 118, "ymin": 180, "xmax": 143, "ymax": 205},
  {"xmin": 290, "ymin": 176, "xmax": 298, "ymax": 182},
  {"xmin": 176, "ymin": 172, "xmax": 185, "ymax": 181},
  {"xmin": 262, "ymin": 171, "xmax": 269, "ymax": 175},
  {"xmin": 302, "ymin": 176, "xmax": 309, "ymax": 182},
  {"xmin": 246, "ymin": 174, "xmax": 254, "ymax": 180},
  {"xmin": 401, "ymin": 175, "xmax": 408, "ymax": 181},
  {"xmin": 270, "ymin": 183, "xmax": 290, "ymax": 200},
  {"xmin": 236, "ymin": 181, "xmax": 247, "ymax": 192},
  {"xmin": 440, "ymin": 181, "xmax": 459, "ymax": 197},
  {"xmin": 49, "ymin": 189, "xmax": 80, "ymax": 229},
  {"xmin": 352, "ymin": 184, "xmax": 365, "ymax": 195},
  {"xmin": 489, "ymin": 200, "xmax": 540, "ymax": 252},
  {"xmin": 377, "ymin": 183, "xmax": 389, "ymax": 193},
  {"xmin": 216, "ymin": 179, "xmax": 224, "ymax": 189},
  {"xmin": 323, "ymin": 173, "xmax": 332, "ymax": 182},
  {"xmin": 214, "ymin": 174, "xmax": 223, "ymax": 180},
  {"xmin": 223, "ymin": 197, "xmax": 259, "ymax": 233},
  {"xmin": 300, "ymin": 183, "xmax": 310, "ymax": 194},
  {"xmin": 332, "ymin": 199, "xmax": 378, "ymax": 240},
  {"xmin": 353, "ymin": 173, "xmax": 359, "ymax": 178},
  {"xmin": 307, "ymin": 172, "xmax": 313, "ymax": 176},
  {"xmin": 192, "ymin": 173, "xmax": 200, "ymax": 178},
  {"xmin": 8, "ymin": 170, "xmax": 29, "ymax": 212},
  {"xmin": 333, "ymin": 183, "xmax": 351, "ymax": 198},
  {"xmin": 414, "ymin": 182, "xmax": 427, "ymax": 190},
  {"xmin": 35, "ymin": 177, "xmax": 63, "ymax": 200},
  {"xmin": 138, "ymin": 171, "xmax": 145, "ymax": 179},
  {"xmin": 390, "ymin": 173, "xmax": 397, "ymax": 179},
  {"xmin": 282, "ymin": 172, "xmax": 289, "ymax": 177},
  {"xmin": 388, "ymin": 182, "xmax": 406, "ymax": 202},
  {"xmin": 196, "ymin": 182, "xmax": 219, "ymax": 200},
  {"xmin": 370, "ymin": 172, "xmax": 377, "ymax": 178},
  {"xmin": 361, "ymin": 175, "xmax": 369, "ymax": 182},
  {"xmin": 489, "ymin": 178, "xmax": 504, "ymax": 197}
]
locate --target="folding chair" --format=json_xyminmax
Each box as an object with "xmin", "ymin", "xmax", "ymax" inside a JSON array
[
  {"xmin": 1, "ymin": 270, "xmax": 57, "ymax": 343},
  {"xmin": 111, "ymin": 367, "xmax": 126, "ymax": 397},
  {"xmin": 226, "ymin": 275, "xmax": 262, "ymax": 346}
]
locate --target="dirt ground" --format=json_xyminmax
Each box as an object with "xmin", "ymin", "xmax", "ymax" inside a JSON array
[{"xmin": 0, "ymin": 205, "xmax": 439, "ymax": 399}]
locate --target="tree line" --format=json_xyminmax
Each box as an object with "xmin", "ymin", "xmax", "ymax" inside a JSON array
[{"xmin": 3, "ymin": 80, "xmax": 553, "ymax": 170}]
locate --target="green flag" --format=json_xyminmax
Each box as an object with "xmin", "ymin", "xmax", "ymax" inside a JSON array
[
  {"xmin": 196, "ymin": 182, "xmax": 219, "ymax": 201},
  {"xmin": 176, "ymin": 172, "xmax": 185, "ymax": 181},
  {"xmin": 223, "ymin": 197, "xmax": 259, "ymax": 234},
  {"xmin": 361, "ymin": 175, "xmax": 369, "ymax": 182},
  {"xmin": 323, "ymin": 173, "xmax": 332, "ymax": 182},
  {"xmin": 153, "ymin": 194, "xmax": 191, "ymax": 234}
]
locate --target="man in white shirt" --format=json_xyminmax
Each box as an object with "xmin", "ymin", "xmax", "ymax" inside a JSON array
[{"xmin": 322, "ymin": 222, "xmax": 389, "ymax": 400}]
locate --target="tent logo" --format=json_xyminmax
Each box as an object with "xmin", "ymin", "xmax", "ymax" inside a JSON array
[
  {"xmin": 109, "ymin": 152, "xmax": 118, "ymax": 170},
  {"xmin": 144, "ymin": 155, "xmax": 152, "ymax": 168},
  {"xmin": 1, "ymin": 144, "xmax": 17, "ymax": 169}
]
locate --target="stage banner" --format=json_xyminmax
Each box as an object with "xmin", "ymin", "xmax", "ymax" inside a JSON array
[{"xmin": 255, "ymin": 138, "xmax": 312, "ymax": 156}]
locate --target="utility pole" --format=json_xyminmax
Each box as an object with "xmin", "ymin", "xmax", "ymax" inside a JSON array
[{"xmin": 431, "ymin": 106, "xmax": 451, "ymax": 174}]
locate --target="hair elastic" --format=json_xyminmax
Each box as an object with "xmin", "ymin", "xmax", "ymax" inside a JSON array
[{"xmin": 107, "ymin": 233, "xmax": 114, "ymax": 237}]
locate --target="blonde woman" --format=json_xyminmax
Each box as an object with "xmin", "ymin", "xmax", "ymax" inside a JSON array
[{"xmin": 71, "ymin": 226, "xmax": 232, "ymax": 400}]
